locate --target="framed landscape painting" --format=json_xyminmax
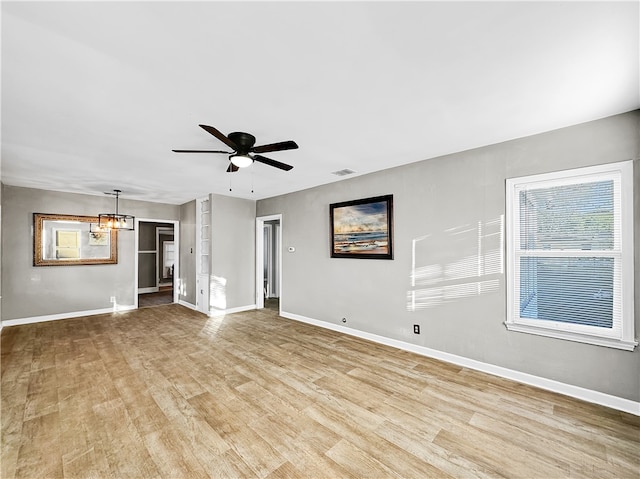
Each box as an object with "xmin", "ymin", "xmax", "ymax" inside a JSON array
[{"xmin": 330, "ymin": 194, "xmax": 393, "ymax": 259}]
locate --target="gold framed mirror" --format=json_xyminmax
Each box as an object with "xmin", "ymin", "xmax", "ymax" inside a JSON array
[{"xmin": 33, "ymin": 213, "xmax": 118, "ymax": 266}]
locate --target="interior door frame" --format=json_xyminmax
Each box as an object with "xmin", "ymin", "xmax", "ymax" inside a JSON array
[
  {"xmin": 256, "ymin": 214, "xmax": 282, "ymax": 312},
  {"xmin": 134, "ymin": 218, "xmax": 180, "ymax": 308}
]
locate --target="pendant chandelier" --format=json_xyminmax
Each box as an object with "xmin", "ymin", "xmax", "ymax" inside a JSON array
[{"xmin": 92, "ymin": 189, "xmax": 135, "ymax": 232}]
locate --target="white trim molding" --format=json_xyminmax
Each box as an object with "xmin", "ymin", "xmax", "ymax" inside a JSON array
[
  {"xmin": 2, "ymin": 305, "xmax": 137, "ymax": 328},
  {"xmin": 505, "ymin": 321, "xmax": 638, "ymax": 351},
  {"xmin": 256, "ymin": 214, "xmax": 283, "ymax": 311},
  {"xmin": 209, "ymin": 304, "xmax": 257, "ymax": 317},
  {"xmin": 281, "ymin": 311, "xmax": 640, "ymax": 416},
  {"xmin": 178, "ymin": 300, "xmax": 198, "ymax": 311},
  {"xmin": 138, "ymin": 286, "xmax": 160, "ymax": 294}
]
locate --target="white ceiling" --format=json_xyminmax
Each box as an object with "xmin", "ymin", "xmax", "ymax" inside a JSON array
[{"xmin": 2, "ymin": 1, "xmax": 638, "ymax": 205}]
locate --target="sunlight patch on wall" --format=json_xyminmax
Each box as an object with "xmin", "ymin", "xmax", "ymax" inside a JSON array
[
  {"xmin": 210, "ymin": 275, "xmax": 227, "ymax": 312},
  {"xmin": 408, "ymin": 216, "xmax": 504, "ymax": 311},
  {"xmin": 176, "ymin": 278, "xmax": 187, "ymax": 297}
]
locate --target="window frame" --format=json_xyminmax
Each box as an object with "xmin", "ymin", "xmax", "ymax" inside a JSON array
[{"xmin": 505, "ymin": 161, "xmax": 636, "ymax": 351}]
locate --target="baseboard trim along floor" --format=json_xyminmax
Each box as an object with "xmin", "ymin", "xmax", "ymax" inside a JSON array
[
  {"xmin": 209, "ymin": 304, "xmax": 257, "ymax": 317},
  {"xmin": 1, "ymin": 304, "xmax": 136, "ymax": 328}
]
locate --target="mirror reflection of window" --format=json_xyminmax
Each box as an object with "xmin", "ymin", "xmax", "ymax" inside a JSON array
[
  {"xmin": 163, "ymin": 241, "xmax": 175, "ymax": 278},
  {"xmin": 55, "ymin": 230, "xmax": 80, "ymax": 259}
]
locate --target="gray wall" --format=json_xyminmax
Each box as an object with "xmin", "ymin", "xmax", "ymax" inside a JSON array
[
  {"xmin": 210, "ymin": 194, "xmax": 256, "ymax": 311},
  {"xmin": 179, "ymin": 200, "xmax": 196, "ymax": 306},
  {"xmin": 0, "ymin": 182, "xmax": 3, "ymax": 323},
  {"xmin": 257, "ymin": 111, "xmax": 640, "ymax": 402},
  {"xmin": 1, "ymin": 186, "xmax": 179, "ymax": 320},
  {"xmin": 177, "ymin": 195, "xmax": 255, "ymax": 312}
]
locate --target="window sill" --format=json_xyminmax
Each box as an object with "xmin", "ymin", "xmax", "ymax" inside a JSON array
[{"xmin": 504, "ymin": 322, "xmax": 638, "ymax": 351}]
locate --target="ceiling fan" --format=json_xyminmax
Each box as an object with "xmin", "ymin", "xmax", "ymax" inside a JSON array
[{"xmin": 173, "ymin": 124, "xmax": 298, "ymax": 173}]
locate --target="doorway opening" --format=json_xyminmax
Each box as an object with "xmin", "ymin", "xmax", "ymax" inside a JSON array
[
  {"xmin": 256, "ymin": 214, "xmax": 282, "ymax": 313},
  {"xmin": 136, "ymin": 219, "xmax": 179, "ymax": 308}
]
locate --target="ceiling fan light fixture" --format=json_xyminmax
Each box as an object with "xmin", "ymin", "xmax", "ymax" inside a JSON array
[
  {"xmin": 230, "ymin": 153, "xmax": 253, "ymax": 168},
  {"xmin": 174, "ymin": 125, "xmax": 296, "ymax": 172}
]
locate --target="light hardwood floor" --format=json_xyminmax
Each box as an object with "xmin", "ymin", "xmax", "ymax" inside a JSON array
[{"xmin": 1, "ymin": 304, "xmax": 638, "ymax": 478}]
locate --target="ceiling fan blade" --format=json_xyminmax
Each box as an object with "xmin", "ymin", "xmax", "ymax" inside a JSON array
[
  {"xmin": 251, "ymin": 140, "xmax": 298, "ymax": 154},
  {"xmin": 253, "ymin": 154, "xmax": 293, "ymax": 171},
  {"xmin": 226, "ymin": 163, "xmax": 239, "ymax": 173},
  {"xmin": 199, "ymin": 124, "xmax": 238, "ymax": 150},
  {"xmin": 172, "ymin": 149, "xmax": 230, "ymax": 154}
]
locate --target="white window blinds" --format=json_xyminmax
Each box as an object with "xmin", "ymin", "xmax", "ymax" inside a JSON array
[
  {"xmin": 506, "ymin": 161, "xmax": 635, "ymax": 350},
  {"xmin": 518, "ymin": 179, "xmax": 618, "ymax": 330}
]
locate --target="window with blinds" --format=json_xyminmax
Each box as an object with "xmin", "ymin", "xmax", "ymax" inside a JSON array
[{"xmin": 505, "ymin": 161, "xmax": 636, "ymax": 351}]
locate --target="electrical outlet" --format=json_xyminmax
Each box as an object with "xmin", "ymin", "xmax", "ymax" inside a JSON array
[
  {"xmin": 413, "ymin": 324, "xmax": 420, "ymax": 334},
  {"xmin": 110, "ymin": 296, "xmax": 116, "ymax": 303}
]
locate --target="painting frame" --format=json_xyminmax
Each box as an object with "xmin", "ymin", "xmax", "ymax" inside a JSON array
[{"xmin": 330, "ymin": 194, "xmax": 394, "ymax": 260}]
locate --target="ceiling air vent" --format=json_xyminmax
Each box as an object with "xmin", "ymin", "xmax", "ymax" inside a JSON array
[{"xmin": 332, "ymin": 169, "xmax": 356, "ymax": 177}]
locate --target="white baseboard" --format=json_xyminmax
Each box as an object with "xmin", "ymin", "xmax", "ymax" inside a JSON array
[
  {"xmin": 139, "ymin": 287, "xmax": 159, "ymax": 294},
  {"xmin": 177, "ymin": 300, "xmax": 197, "ymax": 311},
  {"xmin": 175, "ymin": 302, "xmax": 256, "ymax": 317},
  {"xmin": 209, "ymin": 304, "xmax": 257, "ymax": 317},
  {"xmin": 281, "ymin": 311, "xmax": 640, "ymax": 416},
  {"xmin": 2, "ymin": 304, "xmax": 137, "ymax": 328}
]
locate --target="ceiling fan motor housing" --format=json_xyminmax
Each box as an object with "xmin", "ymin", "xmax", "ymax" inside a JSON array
[{"xmin": 228, "ymin": 132, "xmax": 256, "ymax": 154}]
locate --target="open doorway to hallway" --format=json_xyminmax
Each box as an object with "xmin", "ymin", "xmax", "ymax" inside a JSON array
[
  {"xmin": 256, "ymin": 214, "xmax": 282, "ymax": 313},
  {"xmin": 138, "ymin": 289, "xmax": 173, "ymax": 308},
  {"xmin": 137, "ymin": 220, "xmax": 179, "ymax": 308}
]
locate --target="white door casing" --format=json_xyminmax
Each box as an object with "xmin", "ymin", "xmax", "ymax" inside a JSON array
[{"xmin": 256, "ymin": 214, "xmax": 282, "ymax": 311}]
